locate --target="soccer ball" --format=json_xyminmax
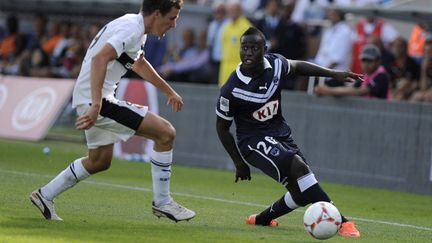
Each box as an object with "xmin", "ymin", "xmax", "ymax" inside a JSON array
[{"xmin": 303, "ymin": 201, "xmax": 342, "ymax": 240}]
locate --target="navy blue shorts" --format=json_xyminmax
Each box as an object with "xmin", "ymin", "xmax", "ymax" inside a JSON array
[{"xmin": 241, "ymin": 135, "xmax": 306, "ymax": 184}]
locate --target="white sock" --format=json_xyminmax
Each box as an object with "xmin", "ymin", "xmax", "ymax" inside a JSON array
[
  {"xmin": 41, "ymin": 158, "xmax": 90, "ymax": 201},
  {"xmin": 150, "ymin": 149, "xmax": 173, "ymax": 207}
]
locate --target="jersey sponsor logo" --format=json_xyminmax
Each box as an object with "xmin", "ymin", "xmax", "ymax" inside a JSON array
[
  {"xmin": 219, "ymin": 96, "xmax": 229, "ymax": 112},
  {"xmin": 252, "ymin": 100, "xmax": 278, "ymax": 121}
]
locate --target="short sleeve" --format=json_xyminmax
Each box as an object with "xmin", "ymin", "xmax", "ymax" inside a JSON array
[
  {"xmin": 216, "ymin": 87, "xmax": 235, "ymax": 121},
  {"xmin": 107, "ymin": 29, "xmax": 140, "ymax": 58}
]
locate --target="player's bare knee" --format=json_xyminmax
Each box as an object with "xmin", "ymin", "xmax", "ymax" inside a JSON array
[
  {"xmin": 157, "ymin": 123, "xmax": 176, "ymax": 147},
  {"xmin": 86, "ymin": 153, "xmax": 112, "ymax": 173}
]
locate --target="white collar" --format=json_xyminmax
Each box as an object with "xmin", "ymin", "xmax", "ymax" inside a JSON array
[{"xmin": 236, "ymin": 57, "xmax": 272, "ymax": 84}]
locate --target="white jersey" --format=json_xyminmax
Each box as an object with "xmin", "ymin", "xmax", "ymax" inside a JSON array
[{"xmin": 72, "ymin": 13, "xmax": 147, "ymax": 107}]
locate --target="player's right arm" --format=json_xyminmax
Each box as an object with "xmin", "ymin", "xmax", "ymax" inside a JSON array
[
  {"xmin": 133, "ymin": 52, "xmax": 183, "ymax": 112},
  {"xmin": 216, "ymin": 117, "xmax": 251, "ymax": 182},
  {"xmin": 76, "ymin": 44, "xmax": 117, "ymax": 130}
]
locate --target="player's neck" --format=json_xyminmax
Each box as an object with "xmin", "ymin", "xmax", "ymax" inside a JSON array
[
  {"xmin": 143, "ymin": 14, "xmax": 154, "ymax": 34},
  {"xmin": 240, "ymin": 64, "xmax": 264, "ymax": 78}
]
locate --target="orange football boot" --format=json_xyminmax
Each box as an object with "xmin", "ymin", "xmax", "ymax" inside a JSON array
[
  {"xmin": 246, "ymin": 214, "xmax": 278, "ymax": 227},
  {"xmin": 339, "ymin": 221, "xmax": 360, "ymax": 238}
]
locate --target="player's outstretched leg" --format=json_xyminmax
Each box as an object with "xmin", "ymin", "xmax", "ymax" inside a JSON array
[
  {"xmin": 246, "ymin": 192, "xmax": 300, "ymax": 227},
  {"xmin": 29, "ymin": 157, "xmax": 90, "ymax": 220},
  {"xmin": 150, "ymin": 149, "xmax": 195, "ymax": 222}
]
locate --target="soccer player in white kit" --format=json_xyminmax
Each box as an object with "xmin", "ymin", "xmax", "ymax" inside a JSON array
[{"xmin": 30, "ymin": 0, "xmax": 195, "ymax": 222}]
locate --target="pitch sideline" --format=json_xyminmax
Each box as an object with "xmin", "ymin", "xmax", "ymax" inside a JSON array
[{"xmin": 1, "ymin": 168, "xmax": 431, "ymax": 232}]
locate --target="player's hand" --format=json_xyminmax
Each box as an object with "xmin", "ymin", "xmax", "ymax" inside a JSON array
[
  {"xmin": 234, "ymin": 162, "xmax": 251, "ymax": 182},
  {"xmin": 167, "ymin": 91, "xmax": 183, "ymax": 112},
  {"xmin": 333, "ymin": 71, "xmax": 363, "ymax": 83},
  {"xmin": 75, "ymin": 105, "xmax": 99, "ymax": 130}
]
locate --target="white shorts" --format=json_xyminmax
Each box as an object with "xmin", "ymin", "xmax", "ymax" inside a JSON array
[{"xmin": 76, "ymin": 97, "xmax": 148, "ymax": 149}]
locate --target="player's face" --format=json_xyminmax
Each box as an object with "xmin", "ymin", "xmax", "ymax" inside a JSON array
[
  {"xmin": 240, "ymin": 35, "xmax": 265, "ymax": 69},
  {"xmin": 154, "ymin": 7, "xmax": 180, "ymax": 38}
]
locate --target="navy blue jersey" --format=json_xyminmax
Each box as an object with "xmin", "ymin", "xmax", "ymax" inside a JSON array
[{"xmin": 216, "ymin": 53, "xmax": 295, "ymax": 153}]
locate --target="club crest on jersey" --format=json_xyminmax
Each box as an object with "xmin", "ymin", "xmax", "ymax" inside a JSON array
[
  {"xmin": 270, "ymin": 147, "xmax": 280, "ymax": 156},
  {"xmin": 252, "ymin": 100, "xmax": 278, "ymax": 121}
]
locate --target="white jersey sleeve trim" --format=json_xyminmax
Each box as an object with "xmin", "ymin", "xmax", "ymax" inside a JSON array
[
  {"xmin": 286, "ymin": 58, "xmax": 291, "ymax": 75},
  {"xmin": 216, "ymin": 110, "xmax": 233, "ymax": 121}
]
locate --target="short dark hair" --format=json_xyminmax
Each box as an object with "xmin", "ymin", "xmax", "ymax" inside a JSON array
[
  {"xmin": 241, "ymin": 27, "xmax": 266, "ymax": 43},
  {"xmin": 141, "ymin": 0, "xmax": 183, "ymax": 16}
]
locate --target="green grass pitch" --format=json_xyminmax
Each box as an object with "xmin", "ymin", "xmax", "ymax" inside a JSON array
[{"xmin": 0, "ymin": 138, "xmax": 431, "ymax": 242}]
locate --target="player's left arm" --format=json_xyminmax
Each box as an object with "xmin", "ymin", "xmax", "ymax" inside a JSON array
[
  {"xmin": 216, "ymin": 117, "xmax": 251, "ymax": 182},
  {"xmin": 133, "ymin": 52, "xmax": 183, "ymax": 112},
  {"xmin": 289, "ymin": 59, "xmax": 363, "ymax": 83}
]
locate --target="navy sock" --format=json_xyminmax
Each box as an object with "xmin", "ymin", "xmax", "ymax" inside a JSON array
[
  {"xmin": 256, "ymin": 195, "xmax": 293, "ymax": 225},
  {"xmin": 301, "ymin": 183, "xmax": 331, "ymax": 203}
]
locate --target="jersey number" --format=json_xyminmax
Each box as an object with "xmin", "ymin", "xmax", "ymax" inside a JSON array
[
  {"xmin": 256, "ymin": 136, "xmax": 278, "ymax": 155},
  {"xmin": 89, "ymin": 25, "xmax": 107, "ymax": 49}
]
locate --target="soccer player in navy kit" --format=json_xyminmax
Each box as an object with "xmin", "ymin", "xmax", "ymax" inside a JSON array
[
  {"xmin": 30, "ymin": 0, "xmax": 195, "ymax": 222},
  {"xmin": 216, "ymin": 27, "xmax": 361, "ymax": 237}
]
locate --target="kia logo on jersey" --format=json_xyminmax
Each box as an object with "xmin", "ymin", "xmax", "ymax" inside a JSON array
[{"xmin": 253, "ymin": 100, "xmax": 279, "ymax": 121}]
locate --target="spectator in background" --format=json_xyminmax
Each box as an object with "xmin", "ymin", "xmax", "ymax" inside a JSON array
[
  {"xmin": 311, "ymin": 7, "xmax": 352, "ymax": 88},
  {"xmin": 389, "ymin": 37, "xmax": 420, "ymax": 101},
  {"xmin": 239, "ymin": 0, "xmax": 264, "ymax": 17},
  {"xmin": 179, "ymin": 27, "xmax": 198, "ymax": 59},
  {"xmin": 207, "ymin": 0, "xmax": 229, "ymax": 83},
  {"xmin": 25, "ymin": 14, "xmax": 48, "ymax": 51},
  {"xmin": 277, "ymin": 2, "xmax": 307, "ymax": 61},
  {"xmin": 410, "ymin": 38, "xmax": 432, "ymax": 103},
  {"xmin": 165, "ymin": 27, "xmax": 197, "ymax": 64},
  {"xmin": 158, "ymin": 30, "xmax": 211, "ymax": 83},
  {"xmin": 368, "ymin": 36, "xmax": 394, "ymax": 73},
  {"xmin": 313, "ymin": 8, "xmax": 351, "ymax": 71},
  {"xmin": 0, "ymin": 23, "xmax": 4, "ymax": 42},
  {"xmin": 219, "ymin": 0, "xmax": 252, "ymax": 86},
  {"xmin": 351, "ymin": 16, "xmax": 399, "ymax": 74},
  {"xmin": 0, "ymin": 15, "xmax": 26, "ymax": 75},
  {"xmin": 291, "ymin": 0, "xmax": 330, "ymax": 24},
  {"xmin": 334, "ymin": 0, "xmax": 380, "ymax": 6},
  {"xmin": 315, "ymin": 44, "xmax": 391, "ymax": 100},
  {"xmin": 42, "ymin": 20, "xmax": 64, "ymax": 56},
  {"xmin": 144, "ymin": 35, "xmax": 168, "ymax": 69},
  {"xmin": 276, "ymin": 2, "xmax": 308, "ymax": 90},
  {"xmin": 254, "ymin": 0, "xmax": 284, "ymax": 52},
  {"xmin": 408, "ymin": 23, "xmax": 427, "ymax": 64},
  {"xmin": 19, "ymin": 15, "xmax": 49, "ymax": 77}
]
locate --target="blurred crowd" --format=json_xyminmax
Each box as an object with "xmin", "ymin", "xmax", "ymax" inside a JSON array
[{"xmin": 1, "ymin": 0, "xmax": 432, "ymax": 103}]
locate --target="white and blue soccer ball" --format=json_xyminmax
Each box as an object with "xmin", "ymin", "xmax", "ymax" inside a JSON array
[{"xmin": 303, "ymin": 201, "xmax": 342, "ymax": 240}]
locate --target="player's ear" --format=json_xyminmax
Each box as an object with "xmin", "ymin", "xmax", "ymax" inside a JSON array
[{"xmin": 264, "ymin": 44, "xmax": 268, "ymax": 52}]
